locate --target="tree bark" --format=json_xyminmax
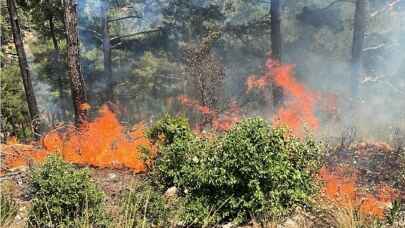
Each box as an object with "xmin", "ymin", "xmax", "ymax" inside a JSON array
[
  {"xmin": 7, "ymin": 0, "xmax": 41, "ymax": 137},
  {"xmin": 64, "ymin": 0, "xmax": 88, "ymax": 125},
  {"xmin": 101, "ymin": 2, "xmax": 114, "ymax": 102},
  {"xmin": 270, "ymin": 0, "xmax": 282, "ymax": 111},
  {"xmin": 1, "ymin": 25, "xmax": 5, "ymax": 68},
  {"xmin": 351, "ymin": 0, "xmax": 368, "ymax": 99},
  {"xmin": 271, "ymin": 0, "xmax": 282, "ymax": 61}
]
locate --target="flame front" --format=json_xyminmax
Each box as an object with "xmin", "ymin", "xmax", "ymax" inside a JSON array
[
  {"xmin": 319, "ymin": 166, "xmax": 399, "ymax": 218},
  {"xmin": 245, "ymin": 57, "xmax": 320, "ymax": 135},
  {"xmin": 269, "ymin": 60, "xmax": 319, "ymax": 134},
  {"xmin": 3, "ymin": 105, "xmax": 154, "ymax": 173}
]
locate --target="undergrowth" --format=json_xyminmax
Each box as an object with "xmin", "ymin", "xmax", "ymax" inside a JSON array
[
  {"xmin": 0, "ymin": 192, "xmax": 18, "ymax": 226},
  {"xmin": 115, "ymin": 180, "xmax": 177, "ymax": 227},
  {"xmin": 149, "ymin": 115, "xmax": 323, "ymax": 225},
  {"xmin": 27, "ymin": 155, "xmax": 108, "ymax": 227}
]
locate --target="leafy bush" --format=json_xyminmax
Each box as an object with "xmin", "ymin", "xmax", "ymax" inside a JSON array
[
  {"xmin": 0, "ymin": 193, "xmax": 17, "ymax": 226},
  {"xmin": 152, "ymin": 117, "xmax": 323, "ymax": 225},
  {"xmin": 147, "ymin": 114, "xmax": 196, "ymax": 186},
  {"xmin": 147, "ymin": 114, "xmax": 194, "ymax": 145},
  {"xmin": 27, "ymin": 155, "xmax": 107, "ymax": 227}
]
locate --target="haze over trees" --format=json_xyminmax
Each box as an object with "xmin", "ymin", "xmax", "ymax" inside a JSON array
[
  {"xmin": 1, "ymin": 0, "xmax": 404, "ymax": 140},
  {"xmin": 1, "ymin": 1, "xmax": 405, "ymax": 226}
]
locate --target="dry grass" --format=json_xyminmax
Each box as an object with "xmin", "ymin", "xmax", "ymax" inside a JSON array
[{"xmin": 309, "ymin": 197, "xmax": 388, "ymax": 228}]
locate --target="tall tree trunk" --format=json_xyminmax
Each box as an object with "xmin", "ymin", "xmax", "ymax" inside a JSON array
[
  {"xmin": 0, "ymin": 25, "xmax": 5, "ymax": 68},
  {"xmin": 351, "ymin": 0, "xmax": 368, "ymax": 99},
  {"xmin": 7, "ymin": 0, "xmax": 41, "ymax": 137},
  {"xmin": 270, "ymin": 0, "xmax": 282, "ymax": 111},
  {"xmin": 64, "ymin": 0, "xmax": 88, "ymax": 125},
  {"xmin": 101, "ymin": 2, "xmax": 114, "ymax": 102},
  {"xmin": 49, "ymin": 15, "xmax": 66, "ymax": 121},
  {"xmin": 49, "ymin": 16, "xmax": 60, "ymax": 51},
  {"xmin": 271, "ymin": 0, "xmax": 282, "ymax": 61}
]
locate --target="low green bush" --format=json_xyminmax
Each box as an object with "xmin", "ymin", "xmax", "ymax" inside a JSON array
[
  {"xmin": 147, "ymin": 114, "xmax": 196, "ymax": 187},
  {"xmin": 0, "ymin": 193, "xmax": 17, "ymax": 226},
  {"xmin": 151, "ymin": 117, "xmax": 323, "ymax": 225},
  {"xmin": 27, "ymin": 155, "xmax": 107, "ymax": 227},
  {"xmin": 147, "ymin": 114, "xmax": 193, "ymax": 146}
]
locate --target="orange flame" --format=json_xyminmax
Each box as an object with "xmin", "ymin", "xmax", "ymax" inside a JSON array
[
  {"xmin": 6, "ymin": 136, "xmax": 19, "ymax": 145},
  {"xmin": 245, "ymin": 74, "xmax": 271, "ymax": 93},
  {"xmin": 267, "ymin": 59, "xmax": 319, "ymax": 135},
  {"xmin": 177, "ymin": 96, "xmax": 241, "ymax": 131},
  {"xmin": 212, "ymin": 101, "xmax": 241, "ymax": 131},
  {"xmin": 178, "ymin": 95, "xmax": 213, "ymax": 115},
  {"xmin": 319, "ymin": 166, "xmax": 399, "ymax": 218},
  {"xmin": 2, "ymin": 105, "xmax": 154, "ymax": 173},
  {"xmin": 245, "ymin": 58, "xmax": 320, "ymax": 135}
]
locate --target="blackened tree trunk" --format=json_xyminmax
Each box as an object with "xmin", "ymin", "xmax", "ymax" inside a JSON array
[
  {"xmin": 64, "ymin": 0, "xmax": 88, "ymax": 125},
  {"xmin": 7, "ymin": 0, "xmax": 41, "ymax": 137},
  {"xmin": 101, "ymin": 2, "xmax": 114, "ymax": 102},
  {"xmin": 351, "ymin": 0, "xmax": 368, "ymax": 99},
  {"xmin": 271, "ymin": 0, "xmax": 282, "ymax": 61}
]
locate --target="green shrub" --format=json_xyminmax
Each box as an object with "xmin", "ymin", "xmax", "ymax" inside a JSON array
[
  {"xmin": 117, "ymin": 180, "xmax": 181, "ymax": 227},
  {"xmin": 148, "ymin": 114, "xmax": 197, "ymax": 186},
  {"xmin": 27, "ymin": 155, "xmax": 107, "ymax": 227},
  {"xmin": 153, "ymin": 117, "xmax": 323, "ymax": 225},
  {"xmin": 147, "ymin": 114, "xmax": 194, "ymax": 146},
  {"xmin": 0, "ymin": 193, "xmax": 17, "ymax": 226}
]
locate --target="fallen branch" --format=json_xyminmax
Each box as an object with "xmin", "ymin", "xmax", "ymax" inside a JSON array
[{"xmin": 0, "ymin": 171, "xmax": 25, "ymax": 182}]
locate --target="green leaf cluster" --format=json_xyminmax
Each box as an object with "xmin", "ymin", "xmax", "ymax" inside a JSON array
[
  {"xmin": 27, "ymin": 155, "xmax": 107, "ymax": 227},
  {"xmin": 151, "ymin": 116, "xmax": 323, "ymax": 225}
]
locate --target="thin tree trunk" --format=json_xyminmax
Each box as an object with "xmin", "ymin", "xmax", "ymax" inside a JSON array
[
  {"xmin": 101, "ymin": 2, "xmax": 114, "ymax": 102},
  {"xmin": 49, "ymin": 16, "xmax": 60, "ymax": 51},
  {"xmin": 271, "ymin": 0, "xmax": 282, "ymax": 61},
  {"xmin": 7, "ymin": 0, "xmax": 41, "ymax": 137},
  {"xmin": 49, "ymin": 15, "xmax": 66, "ymax": 121},
  {"xmin": 351, "ymin": 0, "xmax": 368, "ymax": 99},
  {"xmin": 64, "ymin": 0, "xmax": 88, "ymax": 125},
  {"xmin": 270, "ymin": 0, "xmax": 282, "ymax": 111},
  {"xmin": 0, "ymin": 25, "xmax": 5, "ymax": 68}
]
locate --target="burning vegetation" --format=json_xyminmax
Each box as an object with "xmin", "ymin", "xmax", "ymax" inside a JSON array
[
  {"xmin": 2, "ymin": 105, "xmax": 154, "ymax": 173},
  {"xmin": 2, "ymin": 57, "xmax": 403, "ymax": 226},
  {"xmin": 1, "ymin": 0, "xmax": 405, "ymax": 226}
]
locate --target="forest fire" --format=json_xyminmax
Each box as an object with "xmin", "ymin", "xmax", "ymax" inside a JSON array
[
  {"xmin": 2, "ymin": 0, "xmax": 404, "ymax": 225},
  {"xmin": 177, "ymin": 95, "xmax": 241, "ymax": 131},
  {"xmin": 246, "ymin": 58, "xmax": 320, "ymax": 136},
  {"xmin": 319, "ymin": 166, "xmax": 399, "ymax": 218},
  {"xmin": 269, "ymin": 59, "xmax": 319, "ymax": 134},
  {"xmin": 1, "ymin": 105, "xmax": 153, "ymax": 173}
]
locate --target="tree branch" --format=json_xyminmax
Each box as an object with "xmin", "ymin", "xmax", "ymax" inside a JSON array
[
  {"xmin": 78, "ymin": 26, "xmax": 102, "ymax": 41},
  {"xmin": 362, "ymin": 43, "xmax": 385, "ymax": 52},
  {"xmin": 108, "ymin": 15, "xmax": 142, "ymax": 23},
  {"xmin": 320, "ymin": 0, "xmax": 355, "ymax": 11},
  {"xmin": 110, "ymin": 28, "xmax": 161, "ymax": 42},
  {"xmin": 370, "ymin": 0, "xmax": 401, "ymax": 17}
]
